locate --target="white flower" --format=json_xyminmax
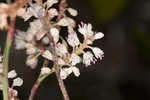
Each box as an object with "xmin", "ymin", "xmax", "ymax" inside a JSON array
[
  {"xmin": 90, "ymin": 47, "xmax": 104, "ymax": 59},
  {"xmin": 57, "ymin": 17, "xmax": 75, "ymax": 27},
  {"xmin": 47, "ymin": 0, "xmax": 58, "ymax": 8},
  {"xmin": 48, "ymin": 8, "xmax": 58, "ymax": 18},
  {"xmin": 58, "ymin": 58, "xmax": 65, "ymax": 65},
  {"xmin": 94, "ymin": 32, "xmax": 104, "ymax": 40},
  {"xmin": 71, "ymin": 66, "xmax": 80, "ymax": 77},
  {"xmin": 0, "ymin": 3, "xmax": 8, "ymax": 29},
  {"xmin": 60, "ymin": 69, "xmax": 68, "ymax": 80},
  {"xmin": 26, "ymin": 46, "xmax": 37, "ymax": 55},
  {"xmin": 26, "ymin": 56, "xmax": 38, "ymax": 69},
  {"xmin": 42, "ymin": 50, "xmax": 53, "ymax": 60},
  {"xmin": 42, "ymin": 36, "xmax": 50, "ymax": 44},
  {"xmin": 56, "ymin": 43, "xmax": 68, "ymax": 57},
  {"xmin": 63, "ymin": 67, "xmax": 73, "ymax": 75},
  {"xmin": 70, "ymin": 53, "xmax": 81, "ymax": 65},
  {"xmin": 12, "ymin": 77, "xmax": 23, "ymax": 87},
  {"xmin": 0, "ymin": 14, "xmax": 7, "ymax": 29},
  {"xmin": 67, "ymin": 8, "xmax": 78, "ymax": 16},
  {"xmin": 8, "ymin": 70, "xmax": 17, "ymax": 79},
  {"xmin": 78, "ymin": 22, "xmax": 93, "ymax": 39},
  {"xmin": 50, "ymin": 27, "xmax": 59, "ymax": 43},
  {"xmin": 67, "ymin": 32, "xmax": 80, "ymax": 47},
  {"xmin": 8, "ymin": 88, "xmax": 18, "ymax": 96},
  {"xmin": 23, "ymin": 3, "xmax": 45, "ymax": 21},
  {"xmin": 15, "ymin": 40, "xmax": 26, "ymax": 50},
  {"xmin": 41, "ymin": 67, "xmax": 51, "ymax": 75},
  {"xmin": 83, "ymin": 52, "xmax": 95, "ymax": 66}
]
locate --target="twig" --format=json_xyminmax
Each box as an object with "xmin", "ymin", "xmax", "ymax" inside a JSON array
[{"xmin": 2, "ymin": 18, "xmax": 15, "ymax": 100}]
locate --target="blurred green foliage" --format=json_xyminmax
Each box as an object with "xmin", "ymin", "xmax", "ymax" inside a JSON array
[{"xmin": 89, "ymin": 0, "xmax": 129, "ymax": 22}]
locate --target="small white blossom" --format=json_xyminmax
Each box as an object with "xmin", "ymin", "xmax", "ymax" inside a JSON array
[
  {"xmin": 58, "ymin": 58, "xmax": 65, "ymax": 65},
  {"xmin": 70, "ymin": 53, "xmax": 81, "ymax": 65},
  {"xmin": 67, "ymin": 8, "xmax": 78, "ymax": 16},
  {"xmin": 56, "ymin": 43, "xmax": 68, "ymax": 57},
  {"xmin": 42, "ymin": 36, "xmax": 50, "ymax": 44},
  {"xmin": 50, "ymin": 27, "xmax": 59, "ymax": 43},
  {"xmin": 42, "ymin": 50, "xmax": 53, "ymax": 60},
  {"xmin": 63, "ymin": 67, "xmax": 73, "ymax": 75},
  {"xmin": 67, "ymin": 32, "xmax": 80, "ymax": 47},
  {"xmin": 94, "ymin": 32, "xmax": 104, "ymax": 40},
  {"xmin": 57, "ymin": 17, "xmax": 75, "ymax": 27},
  {"xmin": 83, "ymin": 52, "xmax": 95, "ymax": 66},
  {"xmin": 16, "ymin": 8, "xmax": 26, "ymax": 17},
  {"xmin": 8, "ymin": 70, "xmax": 17, "ymax": 79},
  {"xmin": 78, "ymin": 23, "xmax": 93, "ymax": 39},
  {"xmin": 8, "ymin": 88, "xmax": 18, "ymax": 96},
  {"xmin": 26, "ymin": 46, "xmax": 37, "ymax": 55},
  {"xmin": 60, "ymin": 69, "xmax": 68, "ymax": 80},
  {"xmin": 26, "ymin": 56, "xmax": 38, "ymax": 69},
  {"xmin": 12, "ymin": 77, "xmax": 23, "ymax": 87},
  {"xmin": 41, "ymin": 67, "xmax": 51, "ymax": 75},
  {"xmin": 0, "ymin": 14, "xmax": 7, "ymax": 29},
  {"xmin": 71, "ymin": 66, "xmax": 80, "ymax": 77},
  {"xmin": 47, "ymin": 0, "xmax": 58, "ymax": 8},
  {"xmin": 90, "ymin": 47, "xmax": 104, "ymax": 59},
  {"xmin": 48, "ymin": 8, "xmax": 58, "ymax": 18}
]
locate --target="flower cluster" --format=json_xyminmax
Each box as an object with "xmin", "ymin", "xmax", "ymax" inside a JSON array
[{"xmin": 15, "ymin": 0, "xmax": 104, "ymax": 80}]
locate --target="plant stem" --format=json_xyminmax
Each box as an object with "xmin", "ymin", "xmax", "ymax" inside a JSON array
[
  {"xmin": 2, "ymin": 19, "xmax": 15, "ymax": 100},
  {"xmin": 28, "ymin": 67, "xmax": 55, "ymax": 100}
]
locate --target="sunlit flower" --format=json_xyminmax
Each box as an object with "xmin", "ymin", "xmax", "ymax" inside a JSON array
[
  {"xmin": 94, "ymin": 32, "xmax": 104, "ymax": 40},
  {"xmin": 56, "ymin": 43, "xmax": 68, "ymax": 57},
  {"xmin": 26, "ymin": 56, "xmax": 38, "ymax": 69},
  {"xmin": 71, "ymin": 66, "xmax": 80, "ymax": 77},
  {"xmin": 90, "ymin": 47, "xmax": 104, "ymax": 60},
  {"xmin": 48, "ymin": 8, "xmax": 58, "ymax": 18},
  {"xmin": 47, "ymin": 0, "xmax": 58, "ymax": 8},
  {"xmin": 50, "ymin": 27, "xmax": 59, "ymax": 43}
]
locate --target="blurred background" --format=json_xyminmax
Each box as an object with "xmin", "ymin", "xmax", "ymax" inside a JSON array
[{"xmin": 1, "ymin": 0, "xmax": 150, "ymax": 100}]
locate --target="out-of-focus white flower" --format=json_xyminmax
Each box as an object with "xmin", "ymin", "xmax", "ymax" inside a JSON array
[
  {"xmin": 15, "ymin": 40, "xmax": 26, "ymax": 50},
  {"xmin": 70, "ymin": 53, "xmax": 81, "ymax": 65},
  {"xmin": 42, "ymin": 36, "xmax": 50, "ymax": 44},
  {"xmin": 83, "ymin": 52, "xmax": 95, "ymax": 66},
  {"xmin": 41, "ymin": 67, "xmax": 51, "ymax": 75},
  {"xmin": 67, "ymin": 8, "xmax": 78, "ymax": 16},
  {"xmin": 47, "ymin": 0, "xmax": 58, "ymax": 8},
  {"xmin": 58, "ymin": 58, "xmax": 65, "ymax": 65},
  {"xmin": 0, "ymin": 3, "xmax": 8, "ymax": 29},
  {"xmin": 26, "ymin": 46, "xmax": 37, "ymax": 55},
  {"xmin": 56, "ymin": 43, "xmax": 68, "ymax": 57},
  {"xmin": 0, "ymin": 14, "xmax": 8, "ymax": 29},
  {"xmin": 42, "ymin": 50, "xmax": 53, "ymax": 60},
  {"xmin": 48, "ymin": 8, "xmax": 58, "ymax": 18},
  {"xmin": 67, "ymin": 32, "xmax": 80, "ymax": 47},
  {"xmin": 12, "ymin": 77, "xmax": 23, "ymax": 87},
  {"xmin": 8, "ymin": 88, "xmax": 18, "ymax": 96},
  {"xmin": 94, "ymin": 32, "xmax": 104, "ymax": 40},
  {"xmin": 60, "ymin": 69, "xmax": 68, "ymax": 80},
  {"xmin": 23, "ymin": 4, "xmax": 45, "ymax": 21},
  {"xmin": 64, "ymin": 67, "xmax": 72, "ymax": 75},
  {"xmin": 57, "ymin": 17, "xmax": 75, "ymax": 27},
  {"xmin": 71, "ymin": 66, "xmax": 80, "ymax": 77},
  {"xmin": 26, "ymin": 56, "xmax": 38, "ymax": 69},
  {"xmin": 0, "ymin": 55, "xmax": 2, "ymax": 62},
  {"xmin": 90, "ymin": 47, "xmax": 104, "ymax": 60},
  {"xmin": 8, "ymin": 70, "xmax": 17, "ymax": 79},
  {"xmin": 50, "ymin": 27, "xmax": 59, "ymax": 43},
  {"xmin": 78, "ymin": 22, "xmax": 93, "ymax": 39}
]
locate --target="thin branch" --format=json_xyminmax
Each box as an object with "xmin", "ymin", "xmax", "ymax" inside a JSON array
[{"xmin": 2, "ymin": 19, "xmax": 15, "ymax": 100}]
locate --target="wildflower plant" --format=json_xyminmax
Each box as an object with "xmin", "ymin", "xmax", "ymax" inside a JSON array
[{"xmin": 0, "ymin": 0, "xmax": 104, "ymax": 100}]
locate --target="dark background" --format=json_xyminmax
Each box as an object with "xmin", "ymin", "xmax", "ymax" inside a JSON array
[{"xmin": 1, "ymin": 0, "xmax": 150, "ymax": 100}]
